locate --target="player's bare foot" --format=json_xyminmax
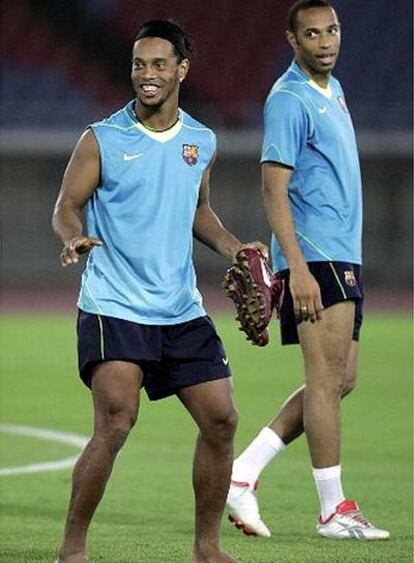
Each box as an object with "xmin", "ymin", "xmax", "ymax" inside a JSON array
[{"xmin": 192, "ymin": 549, "xmax": 239, "ymax": 563}]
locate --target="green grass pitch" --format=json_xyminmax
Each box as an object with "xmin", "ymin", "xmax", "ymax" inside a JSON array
[{"xmin": 1, "ymin": 313, "xmax": 412, "ymax": 562}]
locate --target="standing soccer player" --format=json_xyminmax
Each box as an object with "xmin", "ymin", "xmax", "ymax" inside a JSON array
[
  {"xmin": 227, "ymin": 0, "xmax": 390, "ymax": 540},
  {"xmin": 52, "ymin": 20, "xmax": 266, "ymax": 563}
]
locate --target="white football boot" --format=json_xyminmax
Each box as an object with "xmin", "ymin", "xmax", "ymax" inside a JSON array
[
  {"xmin": 227, "ymin": 480, "xmax": 271, "ymax": 537},
  {"xmin": 317, "ymin": 500, "xmax": 390, "ymax": 540}
]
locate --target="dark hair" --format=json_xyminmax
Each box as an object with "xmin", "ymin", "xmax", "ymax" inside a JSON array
[
  {"xmin": 288, "ymin": 0, "xmax": 334, "ymax": 32},
  {"xmin": 135, "ymin": 20, "xmax": 193, "ymax": 62}
]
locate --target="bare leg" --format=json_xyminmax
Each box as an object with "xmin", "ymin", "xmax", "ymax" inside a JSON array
[
  {"xmin": 269, "ymin": 340, "xmax": 359, "ymax": 445},
  {"xmin": 298, "ymin": 301, "xmax": 354, "ymax": 467},
  {"xmin": 57, "ymin": 361, "xmax": 143, "ymax": 562},
  {"xmin": 268, "ymin": 385, "xmax": 305, "ymax": 444},
  {"xmin": 178, "ymin": 379, "xmax": 239, "ymax": 563}
]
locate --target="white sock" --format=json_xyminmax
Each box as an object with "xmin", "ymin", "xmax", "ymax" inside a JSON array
[
  {"xmin": 312, "ymin": 465, "xmax": 345, "ymax": 520},
  {"xmin": 232, "ymin": 427, "xmax": 286, "ymax": 489}
]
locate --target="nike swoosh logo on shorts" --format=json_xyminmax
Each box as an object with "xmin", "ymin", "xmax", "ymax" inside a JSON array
[
  {"xmin": 123, "ymin": 153, "xmax": 144, "ymax": 161},
  {"xmin": 222, "ymin": 358, "xmax": 229, "ymax": 365}
]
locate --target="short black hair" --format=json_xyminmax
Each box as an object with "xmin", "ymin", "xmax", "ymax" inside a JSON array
[
  {"xmin": 288, "ymin": 0, "xmax": 335, "ymax": 33},
  {"xmin": 135, "ymin": 20, "xmax": 193, "ymax": 62}
]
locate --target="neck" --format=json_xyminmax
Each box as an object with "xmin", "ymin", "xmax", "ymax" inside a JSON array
[
  {"xmin": 296, "ymin": 60, "xmax": 330, "ymax": 88},
  {"xmin": 310, "ymin": 73, "xmax": 330, "ymax": 88},
  {"xmin": 134, "ymin": 100, "xmax": 180, "ymax": 132}
]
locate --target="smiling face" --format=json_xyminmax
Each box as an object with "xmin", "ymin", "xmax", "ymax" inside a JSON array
[
  {"xmin": 131, "ymin": 36, "xmax": 189, "ymax": 111},
  {"xmin": 287, "ymin": 6, "xmax": 341, "ymax": 82}
]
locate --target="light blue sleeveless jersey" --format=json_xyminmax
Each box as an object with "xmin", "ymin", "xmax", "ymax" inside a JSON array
[
  {"xmin": 77, "ymin": 101, "xmax": 216, "ymax": 325},
  {"xmin": 261, "ymin": 61, "xmax": 362, "ymax": 272}
]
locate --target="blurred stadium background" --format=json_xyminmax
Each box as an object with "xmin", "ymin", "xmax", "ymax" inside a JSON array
[{"xmin": 2, "ymin": 0, "xmax": 413, "ymax": 312}]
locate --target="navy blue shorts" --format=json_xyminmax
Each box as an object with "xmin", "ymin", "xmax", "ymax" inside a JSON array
[
  {"xmin": 77, "ymin": 312, "xmax": 231, "ymax": 400},
  {"xmin": 277, "ymin": 262, "xmax": 363, "ymax": 346}
]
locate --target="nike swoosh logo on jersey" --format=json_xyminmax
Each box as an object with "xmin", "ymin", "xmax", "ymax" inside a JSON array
[
  {"xmin": 123, "ymin": 153, "xmax": 144, "ymax": 161},
  {"xmin": 318, "ymin": 106, "xmax": 327, "ymax": 114}
]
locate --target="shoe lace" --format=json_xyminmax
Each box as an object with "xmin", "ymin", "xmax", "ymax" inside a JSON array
[{"xmin": 345, "ymin": 510, "xmax": 371, "ymax": 528}]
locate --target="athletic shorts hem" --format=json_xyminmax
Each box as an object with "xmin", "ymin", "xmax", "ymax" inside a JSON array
[
  {"xmin": 147, "ymin": 370, "xmax": 231, "ymax": 401},
  {"xmin": 79, "ymin": 357, "xmax": 150, "ymax": 389}
]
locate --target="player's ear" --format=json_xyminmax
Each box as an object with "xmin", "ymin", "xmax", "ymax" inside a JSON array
[
  {"xmin": 178, "ymin": 58, "xmax": 189, "ymax": 83},
  {"xmin": 286, "ymin": 30, "xmax": 297, "ymax": 50}
]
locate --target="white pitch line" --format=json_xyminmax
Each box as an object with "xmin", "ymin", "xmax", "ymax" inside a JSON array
[{"xmin": 0, "ymin": 424, "xmax": 88, "ymax": 476}]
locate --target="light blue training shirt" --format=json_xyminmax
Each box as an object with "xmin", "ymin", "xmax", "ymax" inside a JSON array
[
  {"xmin": 77, "ymin": 101, "xmax": 216, "ymax": 325},
  {"xmin": 261, "ymin": 61, "xmax": 362, "ymax": 272}
]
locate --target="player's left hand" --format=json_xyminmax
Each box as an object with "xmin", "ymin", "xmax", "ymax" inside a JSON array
[{"xmin": 289, "ymin": 265, "xmax": 323, "ymax": 323}]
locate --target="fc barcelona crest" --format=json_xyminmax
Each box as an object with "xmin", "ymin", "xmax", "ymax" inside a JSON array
[
  {"xmin": 344, "ymin": 270, "xmax": 356, "ymax": 287},
  {"xmin": 337, "ymin": 95, "xmax": 349, "ymax": 113},
  {"xmin": 182, "ymin": 144, "xmax": 199, "ymax": 166}
]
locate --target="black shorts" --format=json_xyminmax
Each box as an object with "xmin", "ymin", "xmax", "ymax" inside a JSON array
[
  {"xmin": 77, "ymin": 311, "xmax": 231, "ymax": 400},
  {"xmin": 277, "ymin": 262, "xmax": 363, "ymax": 346}
]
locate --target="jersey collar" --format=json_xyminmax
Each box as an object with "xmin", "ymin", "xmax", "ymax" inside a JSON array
[
  {"xmin": 290, "ymin": 60, "xmax": 333, "ymax": 100},
  {"xmin": 124, "ymin": 101, "xmax": 183, "ymax": 143}
]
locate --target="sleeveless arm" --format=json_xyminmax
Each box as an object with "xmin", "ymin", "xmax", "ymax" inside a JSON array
[{"xmin": 52, "ymin": 129, "xmax": 103, "ymax": 267}]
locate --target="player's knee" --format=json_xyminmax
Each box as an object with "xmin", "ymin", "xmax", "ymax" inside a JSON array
[
  {"xmin": 225, "ymin": 407, "xmax": 239, "ymax": 438},
  {"xmin": 215, "ymin": 408, "xmax": 238, "ymax": 441},
  {"xmin": 330, "ymin": 373, "xmax": 347, "ymax": 399},
  {"xmin": 203, "ymin": 406, "xmax": 239, "ymax": 445},
  {"xmin": 112, "ymin": 408, "xmax": 137, "ymax": 437},
  {"xmin": 319, "ymin": 378, "xmax": 344, "ymax": 400},
  {"xmin": 106, "ymin": 420, "xmax": 134, "ymax": 453},
  {"xmin": 309, "ymin": 355, "xmax": 348, "ymax": 398},
  {"xmin": 341, "ymin": 371, "xmax": 357, "ymax": 397},
  {"xmin": 97, "ymin": 405, "xmax": 138, "ymax": 452}
]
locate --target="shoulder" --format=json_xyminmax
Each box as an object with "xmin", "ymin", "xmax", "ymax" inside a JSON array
[
  {"xmin": 268, "ymin": 62, "xmax": 309, "ymax": 96},
  {"xmin": 266, "ymin": 64, "xmax": 310, "ymax": 107},
  {"xmin": 265, "ymin": 79, "xmax": 311, "ymax": 120}
]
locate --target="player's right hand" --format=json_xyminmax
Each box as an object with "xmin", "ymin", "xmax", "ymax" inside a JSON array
[
  {"xmin": 289, "ymin": 266, "xmax": 323, "ymax": 323},
  {"xmin": 60, "ymin": 236, "xmax": 103, "ymax": 267}
]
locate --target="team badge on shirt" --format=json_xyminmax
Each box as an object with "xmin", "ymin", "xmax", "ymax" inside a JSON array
[
  {"xmin": 337, "ymin": 96, "xmax": 349, "ymax": 113},
  {"xmin": 182, "ymin": 144, "xmax": 199, "ymax": 166},
  {"xmin": 344, "ymin": 270, "xmax": 356, "ymax": 287}
]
